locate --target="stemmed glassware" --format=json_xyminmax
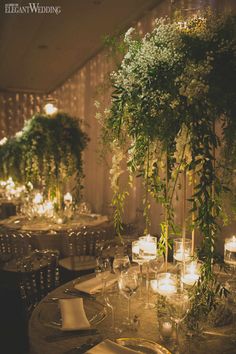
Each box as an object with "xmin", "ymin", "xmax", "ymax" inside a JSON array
[
  {"xmin": 118, "ymin": 272, "xmax": 139, "ymax": 328},
  {"xmin": 167, "ymin": 291, "xmax": 190, "ymax": 352},
  {"xmin": 104, "ymin": 283, "xmax": 121, "ymax": 333},
  {"xmin": 149, "ymin": 255, "xmax": 164, "ymax": 279},
  {"xmin": 113, "ymin": 254, "xmax": 130, "ymax": 275},
  {"xmin": 132, "ymin": 240, "xmax": 146, "ymax": 297},
  {"xmin": 139, "ymin": 235, "xmax": 157, "ymax": 309},
  {"xmin": 95, "ymin": 257, "xmax": 111, "ymax": 296}
]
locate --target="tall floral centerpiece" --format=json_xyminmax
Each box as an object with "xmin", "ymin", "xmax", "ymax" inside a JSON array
[
  {"xmin": 99, "ymin": 11, "xmax": 236, "ymax": 326},
  {"xmin": 0, "ymin": 112, "xmax": 89, "ymax": 206}
]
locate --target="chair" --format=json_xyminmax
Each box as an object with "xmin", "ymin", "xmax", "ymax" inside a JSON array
[
  {"xmin": 0, "ymin": 230, "xmax": 32, "ymax": 264},
  {"xmin": 59, "ymin": 226, "xmax": 113, "ymax": 282},
  {"xmin": 19, "ymin": 249, "xmax": 60, "ymax": 315}
]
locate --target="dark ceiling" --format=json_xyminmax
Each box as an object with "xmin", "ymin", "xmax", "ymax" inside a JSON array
[
  {"xmin": 0, "ymin": 0, "xmax": 235, "ymax": 94},
  {"xmin": 0, "ymin": 0, "xmax": 160, "ymax": 93}
]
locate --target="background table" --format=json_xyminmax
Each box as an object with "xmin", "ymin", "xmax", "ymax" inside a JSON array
[
  {"xmin": 29, "ymin": 274, "xmax": 236, "ymax": 354},
  {"xmin": 0, "ymin": 214, "xmax": 114, "ymax": 257}
]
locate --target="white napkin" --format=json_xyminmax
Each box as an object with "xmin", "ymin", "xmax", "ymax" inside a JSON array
[
  {"xmin": 74, "ymin": 273, "xmax": 117, "ymax": 294},
  {"xmin": 86, "ymin": 339, "xmax": 139, "ymax": 354},
  {"xmin": 59, "ymin": 298, "xmax": 90, "ymax": 331}
]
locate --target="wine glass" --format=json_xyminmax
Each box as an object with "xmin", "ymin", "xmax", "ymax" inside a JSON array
[
  {"xmin": 113, "ymin": 255, "xmax": 130, "ymax": 275},
  {"xmin": 118, "ymin": 272, "xmax": 139, "ymax": 328},
  {"xmin": 95, "ymin": 257, "xmax": 111, "ymax": 296},
  {"xmin": 149, "ymin": 254, "xmax": 164, "ymax": 278},
  {"xmin": 167, "ymin": 291, "xmax": 190, "ymax": 352},
  {"xmin": 104, "ymin": 283, "xmax": 121, "ymax": 333},
  {"xmin": 132, "ymin": 240, "xmax": 146, "ymax": 298}
]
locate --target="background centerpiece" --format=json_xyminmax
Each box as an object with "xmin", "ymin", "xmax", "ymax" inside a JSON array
[{"xmin": 0, "ymin": 112, "xmax": 88, "ymax": 218}]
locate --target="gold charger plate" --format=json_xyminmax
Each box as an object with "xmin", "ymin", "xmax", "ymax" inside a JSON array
[{"xmin": 116, "ymin": 338, "xmax": 171, "ymax": 354}]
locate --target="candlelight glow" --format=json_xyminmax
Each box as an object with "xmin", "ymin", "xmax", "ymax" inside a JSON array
[
  {"xmin": 139, "ymin": 234, "xmax": 157, "ymax": 261},
  {"xmin": 44, "ymin": 103, "xmax": 58, "ymax": 115},
  {"xmin": 151, "ymin": 273, "xmax": 177, "ymax": 296},
  {"xmin": 33, "ymin": 193, "xmax": 43, "ymax": 204},
  {"xmin": 64, "ymin": 192, "xmax": 73, "ymax": 203},
  {"xmin": 224, "ymin": 236, "xmax": 236, "ymax": 265},
  {"xmin": 174, "ymin": 239, "xmax": 192, "ymax": 263}
]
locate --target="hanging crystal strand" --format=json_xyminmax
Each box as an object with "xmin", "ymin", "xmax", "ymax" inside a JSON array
[
  {"xmin": 191, "ymin": 169, "xmax": 195, "ymax": 256},
  {"xmin": 144, "ymin": 140, "xmax": 152, "ymax": 308},
  {"xmin": 211, "ymin": 120, "xmax": 216, "ymax": 268},
  {"xmin": 165, "ymin": 151, "xmax": 169, "ymax": 273},
  {"xmin": 19, "ymin": 282, "xmax": 28, "ymax": 311},
  {"xmin": 182, "ymin": 167, "xmax": 187, "ymax": 274},
  {"xmin": 31, "ymin": 272, "xmax": 38, "ymax": 304},
  {"xmin": 54, "ymin": 250, "xmax": 60, "ymax": 287},
  {"xmin": 38, "ymin": 253, "xmax": 46, "ymax": 299}
]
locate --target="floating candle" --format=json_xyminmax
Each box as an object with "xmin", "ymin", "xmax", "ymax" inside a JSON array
[
  {"xmin": 181, "ymin": 273, "xmax": 199, "ymax": 286},
  {"xmin": 64, "ymin": 192, "xmax": 73, "ymax": 203},
  {"xmin": 225, "ymin": 236, "xmax": 236, "ymax": 252},
  {"xmin": 173, "ymin": 238, "xmax": 192, "ymax": 263},
  {"xmin": 139, "ymin": 234, "xmax": 157, "ymax": 261},
  {"xmin": 151, "ymin": 273, "xmax": 177, "ymax": 296},
  {"xmin": 224, "ymin": 236, "xmax": 236, "ymax": 265},
  {"xmin": 181, "ymin": 261, "xmax": 201, "ymax": 286}
]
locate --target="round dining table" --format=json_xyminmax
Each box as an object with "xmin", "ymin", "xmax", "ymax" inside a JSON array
[
  {"xmin": 29, "ymin": 273, "xmax": 236, "ymax": 354},
  {"xmin": 0, "ymin": 214, "xmax": 113, "ymax": 257}
]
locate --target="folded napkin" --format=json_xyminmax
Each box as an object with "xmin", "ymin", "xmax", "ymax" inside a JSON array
[
  {"xmin": 86, "ymin": 339, "xmax": 139, "ymax": 354},
  {"xmin": 59, "ymin": 298, "xmax": 90, "ymax": 331},
  {"xmin": 74, "ymin": 273, "xmax": 117, "ymax": 294}
]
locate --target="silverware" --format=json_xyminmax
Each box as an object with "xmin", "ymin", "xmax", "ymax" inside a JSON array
[
  {"xmin": 203, "ymin": 330, "xmax": 236, "ymax": 339},
  {"xmin": 44, "ymin": 297, "xmax": 60, "ymax": 302},
  {"xmin": 45, "ymin": 329, "xmax": 99, "ymax": 342},
  {"xmin": 64, "ymin": 288, "xmax": 96, "ymax": 300}
]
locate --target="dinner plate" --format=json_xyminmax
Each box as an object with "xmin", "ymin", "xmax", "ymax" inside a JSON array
[
  {"xmin": 116, "ymin": 338, "xmax": 171, "ymax": 354},
  {"xmin": 38, "ymin": 298, "xmax": 107, "ymax": 329}
]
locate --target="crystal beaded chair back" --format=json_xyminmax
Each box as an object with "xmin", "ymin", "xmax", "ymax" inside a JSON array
[
  {"xmin": 67, "ymin": 228, "xmax": 109, "ymax": 257},
  {"xmin": 0, "ymin": 231, "xmax": 32, "ymax": 262},
  {"xmin": 20, "ymin": 249, "xmax": 60, "ymax": 315}
]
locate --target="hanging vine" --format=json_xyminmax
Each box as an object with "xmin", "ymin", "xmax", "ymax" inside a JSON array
[{"xmin": 99, "ymin": 11, "xmax": 236, "ymax": 293}]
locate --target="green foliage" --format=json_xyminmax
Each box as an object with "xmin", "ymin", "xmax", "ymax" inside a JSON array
[
  {"xmin": 0, "ymin": 113, "xmax": 89, "ymax": 201},
  {"xmin": 100, "ymin": 11, "xmax": 236, "ymax": 271},
  {"xmin": 186, "ymin": 270, "xmax": 229, "ymax": 331}
]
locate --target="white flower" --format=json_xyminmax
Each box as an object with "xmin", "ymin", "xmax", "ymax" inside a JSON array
[
  {"xmin": 0, "ymin": 137, "xmax": 7, "ymax": 146},
  {"xmin": 124, "ymin": 27, "xmax": 135, "ymax": 43},
  {"xmin": 94, "ymin": 100, "xmax": 100, "ymax": 109},
  {"xmin": 15, "ymin": 130, "xmax": 23, "ymax": 139}
]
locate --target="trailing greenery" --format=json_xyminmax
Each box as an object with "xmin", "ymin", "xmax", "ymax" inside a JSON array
[
  {"xmin": 0, "ymin": 112, "xmax": 88, "ymax": 202},
  {"xmin": 101, "ymin": 10, "xmax": 236, "ymax": 260},
  {"xmin": 98, "ymin": 11, "xmax": 236, "ymax": 324},
  {"xmin": 186, "ymin": 270, "xmax": 230, "ymax": 331}
]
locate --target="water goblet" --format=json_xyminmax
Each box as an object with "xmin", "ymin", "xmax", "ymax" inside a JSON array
[
  {"xmin": 132, "ymin": 240, "xmax": 146, "ymax": 298},
  {"xmin": 167, "ymin": 291, "xmax": 190, "ymax": 352},
  {"xmin": 149, "ymin": 255, "xmax": 164, "ymax": 278},
  {"xmin": 113, "ymin": 254, "xmax": 130, "ymax": 275},
  {"xmin": 139, "ymin": 235, "xmax": 157, "ymax": 309},
  {"xmin": 118, "ymin": 272, "xmax": 139, "ymax": 328},
  {"xmin": 95, "ymin": 257, "xmax": 111, "ymax": 296},
  {"xmin": 104, "ymin": 283, "xmax": 121, "ymax": 333}
]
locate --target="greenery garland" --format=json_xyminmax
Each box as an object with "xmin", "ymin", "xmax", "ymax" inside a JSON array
[
  {"xmin": 0, "ymin": 112, "xmax": 89, "ymax": 202},
  {"xmin": 99, "ymin": 11, "xmax": 236, "ymax": 324},
  {"xmin": 102, "ymin": 10, "xmax": 236, "ymax": 257}
]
